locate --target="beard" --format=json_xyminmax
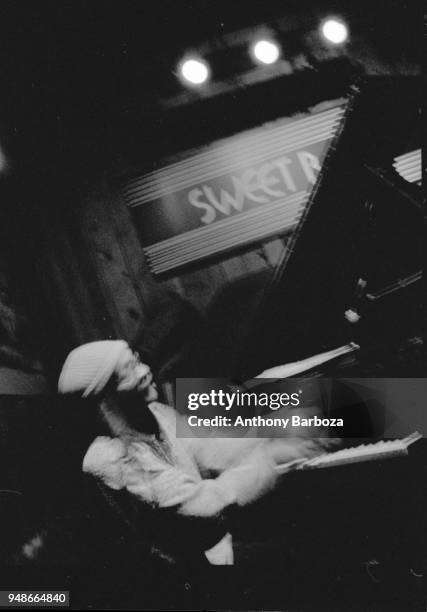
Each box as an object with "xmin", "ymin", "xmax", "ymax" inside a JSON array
[{"xmin": 114, "ymin": 392, "xmax": 161, "ymax": 437}]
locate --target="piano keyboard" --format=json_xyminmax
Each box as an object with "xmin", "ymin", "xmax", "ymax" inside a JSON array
[{"xmin": 275, "ymin": 432, "xmax": 422, "ymax": 474}]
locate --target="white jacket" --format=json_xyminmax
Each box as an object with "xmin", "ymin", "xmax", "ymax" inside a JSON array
[{"xmin": 82, "ymin": 402, "xmax": 278, "ymax": 564}]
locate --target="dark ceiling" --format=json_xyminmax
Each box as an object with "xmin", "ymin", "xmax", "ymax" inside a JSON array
[
  {"xmin": 0, "ymin": 1, "xmax": 420, "ymax": 119},
  {"xmin": 0, "ymin": 0, "xmax": 421, "ymax": 177}
]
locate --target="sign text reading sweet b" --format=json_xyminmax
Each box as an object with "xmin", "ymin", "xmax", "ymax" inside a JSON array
[{"xmin": 123, "ymin": 105, "xmax": 345, "ymax": 274}]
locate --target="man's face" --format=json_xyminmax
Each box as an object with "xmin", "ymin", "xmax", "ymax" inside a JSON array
[{"xmin": 114, "ymin": 347, "xmax": 158, "ymax": 402}]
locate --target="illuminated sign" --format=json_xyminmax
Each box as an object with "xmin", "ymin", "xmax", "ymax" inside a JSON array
[{"xmin": 123, "ymin": 105, "xmax": 347, "ymax": 274}]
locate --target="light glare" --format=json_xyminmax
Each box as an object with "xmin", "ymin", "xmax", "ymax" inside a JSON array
[
  {"xmin": 321, "ymin": 19, "xmax": 349, "ymax": 44},
  {"xmin": 252, "ymin": 39, "xmax": 280, "ymax": 64},
  {"xmin": 180, "ymin": 58, "xmax": 209, "ymax": 85}
]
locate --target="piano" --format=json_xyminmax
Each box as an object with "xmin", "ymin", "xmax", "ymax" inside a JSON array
[
  {"xmin": 230, "ymin": 80, "xmax": 425, "ymax": 598},
  {"xmin": 275, "ymin": 431, "xmax": 422, "ymax": 474},
  {"xmin": 237, "ymin": 76, "xmax": 424, "ymax": 379}
]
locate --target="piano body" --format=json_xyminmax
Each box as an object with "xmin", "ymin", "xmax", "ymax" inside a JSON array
[
  {"xmin": 229, "ymin": 78, "xmax": 425, "ymax": 606},
  {"xmin": 238, "ymin": 77, "xmax": 424, "ymax": 379}
]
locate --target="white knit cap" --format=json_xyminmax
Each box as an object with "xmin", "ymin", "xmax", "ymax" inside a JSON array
[{"xmin": 58, "ymin": 340, "xmax": 129, "ymax": 397}]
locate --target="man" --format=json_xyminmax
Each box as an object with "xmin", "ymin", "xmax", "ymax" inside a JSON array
[{"xmin": 58, "ymin": 340, "xmax": 344, "ymax": 565}]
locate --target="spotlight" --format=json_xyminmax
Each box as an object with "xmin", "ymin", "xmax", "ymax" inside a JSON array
[
  {"xmin": 179, "ymin": 58, "xmax": 210, "ymax": 85},
  {"xmin": 251, "ymin": 39, "xmax": 281, "ymax": 65},
  {"xmin": 321, "ymin": 19, "xmax": 349, "ymax": 44}
]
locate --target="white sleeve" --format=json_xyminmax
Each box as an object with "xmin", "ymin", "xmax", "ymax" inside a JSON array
[
  {"xmin": 82, "ymin": 436, "xmax": 127, "ymax": 490},
  {"xmin": 124, "ymin": 443, "xmax": 277, "ymax": 518}
]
